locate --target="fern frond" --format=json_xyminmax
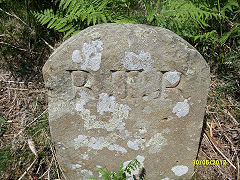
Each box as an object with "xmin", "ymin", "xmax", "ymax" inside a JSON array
[
  {"xmin": 124, "ymin": 159, "xmax": 140, "ymax": 175},
  {"xmin": 63, "ymin": 28, "xmax": 76, "ymax": 38},
  {"xmin": 221, "ymin": 0, "xmax": 239, "ymax": 16},
  {"xmin": 219, "ymin": 23, "xmax": 240, "ymax": 45}
]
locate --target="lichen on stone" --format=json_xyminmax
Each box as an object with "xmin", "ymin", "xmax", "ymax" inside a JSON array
[
  {"xmin": 72, "ymin": 40, "xmax": 103, "ymax": 71},
  {"xmin": 75, "ymin": 92, "xmax": 131, "ymax": 131},
  {"xmin": 108, "ymin": 144, "xmax": 127, "ymax": 153},
  {"xmin": 145, "ymin": 133, "xmax": 167, "ymax": 153},
  {"xmin": 71, "ymin": 164, "xmax": 82, "ymax": 170},
  {"xmin": 164, "ymin": 71, "xmax": 181, "ymax": 86},
  {"xmin": 172, "ymin": 99, "xmax": 190, "ymax": 118},
  {"xmin": 171, "ymin": 165, "xmax": 188, "ymax": 176},
  {"xmin": 74, "ymin": 134, "xmax": 127, "ymax": 154},
  {"xmin": 123, "ymin": 50, "xmax": 153, "ymax": 72},
  {"xmin": 97, "ymin": 93, "xmax": 117, "ymax": 115}
]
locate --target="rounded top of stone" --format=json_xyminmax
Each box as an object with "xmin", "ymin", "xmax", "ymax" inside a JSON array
[{"xmin": 43, "ymin": 23, "xmax": 209, "ymax": 77}]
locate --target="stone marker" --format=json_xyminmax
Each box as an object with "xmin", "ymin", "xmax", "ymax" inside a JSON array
[{"xmin": 43, "ymin": 23, "xmax": 210, "ymax": 179}]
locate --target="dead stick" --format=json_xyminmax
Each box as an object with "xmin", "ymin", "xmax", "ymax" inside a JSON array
[
  {"xmin": 204, "ymin": 129, "xmax": 236, "ymax": 169},
  {"xmin": 50, "ymin": 143, "xmax": 67, "ymax": 180},
  {"xmin": 18, "ymin": 158, "xmax": 37, "ymax": 180},
  {"xmin": 15, "ymin": 109, "xmax": 47, "ymax": 137},
  {"xmin": 0, "ymin": 42, "xmax": 28, "ymax": 52},
  {"xmin": 237, "ymin": 156, "xmax": 239, "ymax": 180},
  {"xmin": 0, "ymin": 7, "xmax": 55, "ymax": 50},
  {"xmin": 224, "ymin": 109, "xmax": 239, "ymax": 125},
  {"xmin": 38, "ymin": 157, "xmax": 53, "ymax": 179}
]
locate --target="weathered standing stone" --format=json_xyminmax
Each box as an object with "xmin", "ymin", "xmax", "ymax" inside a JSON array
[{"xmin": 43, "ymin": 23, "xmax": 210, "ymax": 179}]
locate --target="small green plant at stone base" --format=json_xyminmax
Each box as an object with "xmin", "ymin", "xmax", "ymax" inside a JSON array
[{"xmin": 88, "ymin": 159, "xmax": 146, "ymax": 180}]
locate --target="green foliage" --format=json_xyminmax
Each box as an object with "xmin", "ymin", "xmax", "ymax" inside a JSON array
[
  {"xmin": 0, "ymin": 0, "xmax": 60, "ymax": 80},
  {"xmin": 25, "ymin": 114, "xmax": 49, "ymax": 137},
  {"xmin": 0, "ymin": 146, "xmax": 12, "ymax": 172},
  {"xmin": 33, "ymin": 0, "xmax": 130, "ymax": 37},
  {"xmin": 141, "ymin": 0, "xmax": 220, "ymax": 37},
  {"xmin": 34, "ymin": 0, "xmax": 239, "ymax": 55},
  {"xmin": 88, "ymin": 159, "xmax": 145, "ymax": 180},
  {"xmin": 0, "ymin": 116, "xmax": 7, "ymax": 137},
  {"xmin": 193, "ymin": 0, "xmax": 239, "ymax": 44},
  {"xmin": 216, "ymin": 51, "xmax": 240, "ymax": 100}
]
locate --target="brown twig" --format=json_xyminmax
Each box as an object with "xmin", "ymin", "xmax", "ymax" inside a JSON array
[
  {"xmin": 0, "ymin": 42, "xmax": 28, "ymax": 52},
  {"xmin": 0, "ymin": 34, "xmax": 8, "ymax": 37},
  {"xmin": 224, "ymin": 109, "xmax": 239, "ymax": 125},
  {"xmin": 204, "ymin": 129, "xmax": 237, "ymax": 170},
  {"xmin": 237, "ymin": 156, "xmax": 239, "ymax": 180},
  {"xmin": 18, "ymin": 158, "xmax": 38, "ymax": 180},
  {"xmin": 0, "ymin": 7, "xmax": 55, "ymax": 51},
  {"xmin": 49, "ymin": 143, "xmax": 67, "ymax": 180},
  {"xmin": 0, "ymin": 8, "xmax": 28, "ymax": 26},
  {"xmin": 38, "ymin": 157, "xmax": 54, "ymax": 179},
  {"xmin": 15, "ymin": 109, "xmax": 47, "ymax": 138}
]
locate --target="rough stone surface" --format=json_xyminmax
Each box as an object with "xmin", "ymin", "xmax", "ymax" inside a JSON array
[{"xmin": 43, "ymin": 23, "xmax": 210, "ymax": 180}]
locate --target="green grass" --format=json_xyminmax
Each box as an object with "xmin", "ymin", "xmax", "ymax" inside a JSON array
[
  {"xmin": 0, "ymin": 116, "xmax": 7, "ymax": 137},
  {"xmin": 0, "ymin": 146, "xmax": 12, "ymax": 172}
]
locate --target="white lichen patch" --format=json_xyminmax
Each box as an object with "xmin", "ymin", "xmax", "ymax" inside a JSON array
[
  {"xmin": 139, "ymin": 127, "xmax": 147, "ymax": 134},
  {"xmin": 171, "ymin": 165, "xmax": 188, "ymax": 176},
  {"xmin": 85, "ymin": 103, "xmax": 130, "ymax": 131},
  {"xmin": 127, "ymin": 140, "xmax": 139, "ymax": 150},
  {"xmin": 108, "ymin": 144, "xmax": 127, "ymax": 153},
  {"xmin": 146, "ymin": 133, "xmax": 167, "ymax": 153},
  {"xmin": 74, "ymin": 135, "xmax": 89, "ymax": 149},
  {"xmin": 80, "ymin": 169, "xmax": 93, "ymax": 177},
  {"xmin": 89, "ymin": 137, "xmax": 105, "ymax": 150},
  {"xmin": 172, "ymin": 99, "xmax": 190, "ymax": 118},
  {"xmin": 72, "ymin": 40, "xmax": 103, "ymax": 71},
  {"xmin": 161, "ymin": 178, "xmax": 170, "ymax": 180},
  {"xmin": 186, "ymin": 68, "xmax": 195, "ymax": 76},
  {"xmin": 123, "ymin": 51, "xmax": 153, "ymax": 72},
  {"xmin": 74, "ymin": 135, "xmax": 107, "ymax": 150},
  {"xmin": 81, "ymin": 153, "xmax": 89, "ymax": 160},
  {"xmin": 49, "ymin": 100, "xmax": 75, "ymax": 121},
  {"xmin": 142, "ymin": 106, "xmax": 153, "ymax": 114},
  {"xmin": 75, "ymin": 91, "xmax": 88, "ymax": 112},
  {"xmin": 123, "ymin": 155, "xmax": 145, "ymax": 178},
  {"xmin": 72, "ymin": 50, "xmax": 82, "ymax": 63},
  {"xmin": 71, "ymin": 164, "xmax": 82, "ymax": 170},
  {"xmin": 164, "ymin": 71, "xmax": 181, "ymax": 85},
  {"xmin": 56, "ymin": 142, "xmax": 62, "ymax": 145},
  {"xmin": 74, "ymin": 134, "xmax": 127, "ymax": 154},
  {"xmin": 56, "ymin": 142, "xmax": 66, "ymax": 150},
  {"xmin": 127, "ymin": 135, "xmax": 146, "ymax": 151},
  {"xmin": 97, "ymin": 93, "xmax": 117, "ymax": 115},
  {"xmin": 116, "ymin": 122, "xmax": 131, "ymax": 137},
  {"xmin": 76, "ymin": 92, "xmax": 131, "ymax": 131}
]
